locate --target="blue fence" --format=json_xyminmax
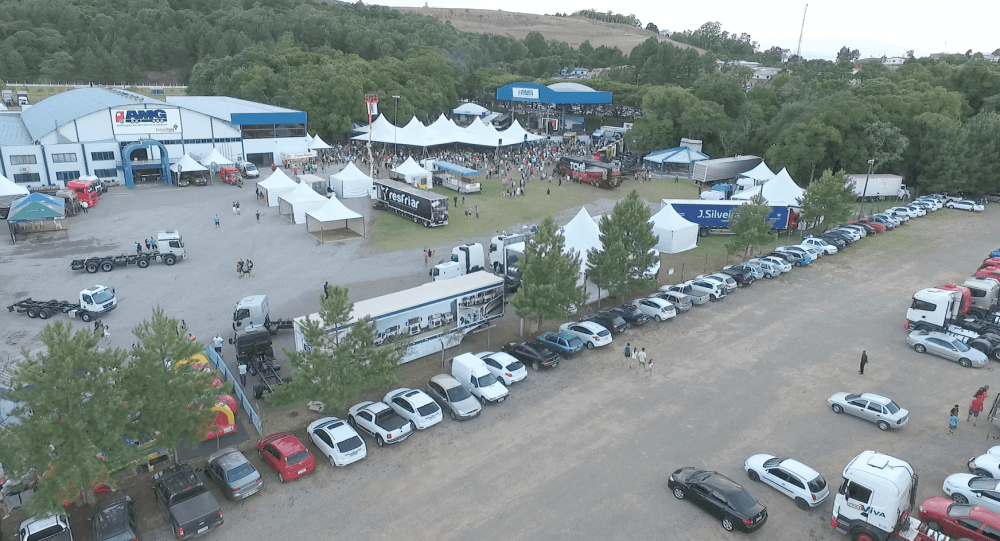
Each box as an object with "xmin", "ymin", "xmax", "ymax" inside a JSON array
[{"xmin": 203, "ymin": 346, "xmax": 263, "ymax": 436}]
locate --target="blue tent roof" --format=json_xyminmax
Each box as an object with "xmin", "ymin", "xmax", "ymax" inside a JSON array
[
  {"xmin": 430, "ymin": 161, "xmax": 479, "ymax": 176},
  {"xmin": 643, "ymin": 147, "xmax": 710, "ymax": 165},
  {"xmin": 495, "ymin": 82, "xmax": 612, "ymax": 105},
  {"xmin": 7, "ymin": 192, "xmax": 65, "ymax": 222}
]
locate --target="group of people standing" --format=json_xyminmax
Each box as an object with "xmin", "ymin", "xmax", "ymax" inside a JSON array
[
  {"xmin": 237, "ymin": 258, "xmax": 254, "ymax": 279},
  {"xmin": 951, "ymin": 386, "xmax": 990, "ymax": 434}
]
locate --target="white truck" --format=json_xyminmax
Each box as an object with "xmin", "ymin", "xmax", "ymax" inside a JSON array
[
  {"xmin": 71, "ymin": 230, "xmax": 187, "ymax": 272},
  {"xmin": 431, "ymin": 243, "xmax": 485, "ymax": 282},
  {"xmin": 294, "ymin": 272, "xmax": 505, "ymax": 364},
  {"xmin": 232, "ymin": 295, "xmax": 295, "ymax": 335},
  {"xmin": 847, "ymin": 174, "xmax": 910, "ymax": 201},
  {"xmin": 7, "ymin": 285, "xmax": 117, "ymax": 322},
  {"xmin": 489, "ymin": 233, "xmax": 527, "ymax": 274},
  {"xmin": 905, "ymin": 286, "xmax": 1000, "ymax": 359},
  {"xmin": 830, "ymin": 451, "xmax": 920, "ymax": 541}
]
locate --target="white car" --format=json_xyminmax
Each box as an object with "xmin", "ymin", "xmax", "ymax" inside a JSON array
[
  {"xmin": 307, "ymin": 417, "xmax": 367, "ymax": 467},
  {"xmin": 475, "ymin": 351, "xmax": 527, "ymax": 386},
  {"xmin": 912, "ymin": 199, "xmax": 939, "ymax": 211},
  {"xmin": 888, "ymin": 206, "xmax": 919, "ymax": 219},
  {"xmin": 347, "ymin": 401, "xmax": 414, "ymax": 447},
  {"xmin": 559, "ymin": 321, "xmax": 613, "ymax": 349},
  {"xmin": 644, "ymin": 249, "xmax": 661, "ymax": 279},
  {"xmin": 746, "ymin": 259, "xmax": 781, "ymax": 278},
  {"xmin": 686, "ymin": 278, "xmax": 728, "ymax": 300},
  {"xmin": 873, "ymin": 213, "xmax": 902, "ymax": 226},
  {"xmin": 946, "ymin": 200, "xmax": 985, "ymax": 212},
  {"xmin": 744, "ymin": 454, "xmax": 830, "ymax": 509},
  {"xmin": 802, "ymin": 237, "xmax": 837, "ymax": 254},
  {"xmin": 696, "ymin": 273, "xmax": 738, "ymax": 293},
  {"xmin": 383, "ymin": 388, "xmax": 443, "ymax": 430},
  {"xmin": 885, "ymin": 208, "xmax": 911, "ymax": 222},
  {"xmin": 758, "ymin": 256, "xmax": 792, "ymax": 273},
  {"xmin": 905, "ymin": 205, "xmax": 927, "ymax": 217},
  {"xmin": 968, "ymin": 446, "xmax": 1000, "ymax": 478},
  {"xmin": 632, "ymin": 297, "xmax": 676, "ymax": 321},
  {"xmin": 943, "ymin": 474, "xmax": 1000, "ymax": 513}
]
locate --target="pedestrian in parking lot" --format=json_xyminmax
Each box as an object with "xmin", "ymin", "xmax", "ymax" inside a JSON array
[
  {"xmin": 245, "ymin": 258, "xmax": 254, "ymax": 278},
  {"xmin": 214, "ymin": 214, "xmax": 220, "ymax": 228},
  {"xmin": 424, "ymin": 249, "xmax": 429, "ymax": 266},
  {"xmin": 324, "ymin": 281, "xmax": 329, "ymax": 298},
  {"xmin": 949, "ymin": 408, "xmax": 960, "ymax": 435},
  {"xmin": 232, "ymin": 202, "xmax": 237, "ymax": 215},
  {"xmin": 237, "ymin": 259, "xmax": 244, "ymax": 279},
  {"xmin": 212, "ymin": 334, "xmax": 224, "ymax": 357},
  {"xmin": 645, "ymin": 358, "xmax": 653, "ymax": 378},
  {"xmin": 144, "ymin": 238, "xmax": 151, "ymax": 251},
  {"xmin": 637, "ymin": 348, "xmax": 647, "ymax": 370},
  {"xmin": 623, "ymin": 343, "xmax": 631, "ymax": 367},
  {"xmin": 236, "ymin": 202, "xmax": 241, "ymax": 215},
  {"xmin": 969, "ymin": 395, "xmax": 985, "ymax": 425},
  {"xmin": 859, "ymin": 350, "xmax": 868, "ymax": 374},
  {"xmin": 101, "ymin": 325, "xmax": 111, "ymax": 346},
  {"xmin": 238, "ymin": 361, "xmax": 248, "ymax": 387},
  {"xmin": 256, "ymin": 210, "xmax": 260, "ymax": 223},
  {"xmin": 975, "ymin": 386, "xmax": 989, "ymax": 402}
]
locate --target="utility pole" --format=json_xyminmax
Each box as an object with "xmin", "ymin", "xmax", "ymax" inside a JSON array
[
  {"xmin": 858, "ymin": 158, "xmax": 874, "ymax": 218},
  {"xmin": 796, "ymin": 4, "xmax": 808, "ymax": 59}
]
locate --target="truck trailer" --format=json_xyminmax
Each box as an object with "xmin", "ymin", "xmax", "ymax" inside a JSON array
[
  {"xmin": 71, "ymin": 230, "xmax": 186, "ymax": 272},
  {"xmin": 372, "ymin": 179, "xmax": 449, "ymax": 227},
  {"xmin": 8, "ymin": 285, "xmax": 117, "ymax": 322},
  {"xmin": 294, "ymin": 271, "xmax": 505, "ymax": 364},
  {"xmin": 846, "ymin": 174, "xmax": 909, "ymax": 201},
  {"xmin": 431, "ymin": 243, "xmax": 486, "ymax": 282},
  {"xmin": 660, "ymin": 199, "xmax": 795, "ymax": 237},
  {"xmin": 557, "ymin": 156, "xmax": 621, "ymax": 189}
]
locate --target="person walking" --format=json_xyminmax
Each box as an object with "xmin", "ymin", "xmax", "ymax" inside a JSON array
[
  {"xmin": 214, "ymin": 214, "xmax": 220, "ymax": 228},
  {"xmin": 949, "ymin": 407, "xmax": 960, "ymax": 435},
  {"xmin": 237, "ymin": 259, "xmax": 244, "ymax": 279},
  {"xmin": 859, "ymin": 350, "xmax": 868, "ymax": 374},
  {"xmin": 637, "ymin": 348, "xmax": 647, "ymax": 371},
  {"xmin": 969, "ymin": 395, "xmax": 985, "ymax": 425},
  {"xmin": 232, "ymin": 202, "xmax": 237, "ymax": 215},
  {"xmin": 144, "ymin": 238, "xmax": 151, "ymax": 251},
  {"xmin": 645, "ymin": 358, "xmax": 653, "ymax": 378},
  {"xmin": 245, "ymin": 258, "xmax": 254, "ymax": 278},
  {"xmin": 623, "ymin": 343, "xmax": 631, "ymax": 367},
  {"xmin": 475, "ymin": 205, "xmax": 480, "ymax": 218},
  {"xmin": 238, "ymin": 361, "xmax": 248, "ymax": 387},
  {"xmin": 134, "ymin": 241, "xmax": 141, "ymax": 255},
  {"xmin": 256, "ymin": 210, "xmax": 260, "ymax": 223},
  {"xmin": 101, "ymin": 325, "xmax": 111, "ymax": 346},
  {"xmin": 212, "ymin": 334, "xmax": 224, "ymax": 357},
  {"xmin": 323, "ymin": 281, "xmax": 329, "ymax": 298},
  {"xmin": 424, "ymin": 249, "xmax": 429, "ymax": 267},
  {"xmin": 975, "ymin": 386, "xmax": 989, "ymax": 402},
  {"xmin": 236, "ymin": 202, "xmax": 241, "ymax": 215}
]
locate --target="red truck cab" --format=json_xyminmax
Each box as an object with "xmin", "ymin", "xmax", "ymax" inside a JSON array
[{"xmin": 66, "ymin": 179, "xmax": 99, "ymax": 208}]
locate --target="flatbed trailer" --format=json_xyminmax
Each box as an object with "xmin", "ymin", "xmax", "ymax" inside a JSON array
[
  {"xmin": 71, "ymin": 251, "xmax": 180, "ymax": 273},
  {"xmin": 7, "ymin": 285, "xmax": 117, "ymax": 322}
]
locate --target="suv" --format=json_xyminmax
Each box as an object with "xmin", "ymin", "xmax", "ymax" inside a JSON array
[
  {"xmin": 152, "ymin": 464, "xmax": 224, "ymax": 539},
  {"xmin": 715, "ymin": 267, "xmax": 755, "ymax": 287},
  {"xmin": 696, "ymin": 273, "xmax": 738, "ymax": 293},
  {"xmin": 91, "ymin": 497, "xmax": 140, "ymax": 541}
]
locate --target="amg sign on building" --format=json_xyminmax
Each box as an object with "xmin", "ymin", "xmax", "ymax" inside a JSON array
[{"xmin": 111, "ymin": 107, "xmax": 181, "ymax": 135}]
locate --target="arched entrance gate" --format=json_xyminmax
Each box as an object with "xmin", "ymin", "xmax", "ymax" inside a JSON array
[{"xmin": 121, "ymin": 140, "xmax": 172, "ymax": 189}]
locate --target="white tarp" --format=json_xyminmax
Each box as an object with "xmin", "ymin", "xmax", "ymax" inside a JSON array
[
  {"xmin": 330, "ymin": 162, "xmax": 374, "ymax": 198},
  {"xmin": 732, "ymin": 167, "xmax": 804, "ymax": 206},
  {"xmin": 561, "ymin": 207, "xmax": 602, "ymax": 275},
  {"xmin": 278, "ymin": 181, "xmax": 327, "ymax": 224},
  {"xmin": 0, "ymin": 173, "xmax": 30, "ymax": 197},
  {"xmin": 651, "ymin": 203, "xmax": 699, "ymax": 254},
  {"xmin": 257, "ymin": 169, "xmax": 299, "ymax": 207},
  {"xmin": 452, "ymin": 103, "xmax": 489, "ymax": 116},
  {"xmin": 392, "ymin": 157, "xmax": 432, "ymax": 187},
  {"xmin": 169, "ymin": 153, "xmax": 208, "ymax": 173},
  {"xmin": 198, "ymin": 148, "xmax": 234, "ymax": 168}
]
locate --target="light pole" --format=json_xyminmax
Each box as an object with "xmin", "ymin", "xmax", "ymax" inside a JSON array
[
  {"xmin": 859, "ymin": 158, "xmax": 874, "ymax": 218},
  {"xmin": 392, "ymin": 95, "xmax": 400, "ymax": 159}
]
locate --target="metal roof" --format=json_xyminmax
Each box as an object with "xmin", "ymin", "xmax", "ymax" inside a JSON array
[
  {"xmin": 547, "ymin": 82, "xmax": 597, "ymax": 92},
  {"xmin": 21, "ymin": 88, "xmax": 163, "ymax": 141},
  {"xmin": 0, "ymin": 113, "xmax": 32, "ymax": 145},
  {"xmin": 166, "ymin": 96, "xmax": 305, "ymax": 125}
]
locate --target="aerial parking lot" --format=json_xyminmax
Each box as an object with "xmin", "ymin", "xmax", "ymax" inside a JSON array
[{"xmin": 1, "ymin": 180, "xmax": 997, "ymax": 540}]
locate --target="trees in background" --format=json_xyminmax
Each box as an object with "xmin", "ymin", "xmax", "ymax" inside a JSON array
[{"xmin": 799, "ymin": 169, "xmax": 858, "ymax": 228}]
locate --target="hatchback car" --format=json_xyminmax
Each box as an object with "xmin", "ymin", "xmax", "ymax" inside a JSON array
[
  {"xmin": 384, "ymin": 388, "xmax": 443, "ymax": 429},
  {"xmin": 632, "ymin": 297, "xmax": 677, "ymax": 321},
  {"xmin": 744, "ymin": 455, "xmax": 829, "ymax": 509},
  {"xmin": 969, "ymin": 447, "xmax": 1000, "ymax": 479},
  {"xmin": 828, "ymin": 392, "xmax": 909, "ymax": 431},
  {"xmin": 307, "ymin": 417, "xmax": 367, "ymax": 466},
  {"xmin": 746, "ymin": 259, "xmax": 781, "ymax": 278},
  {"xmin": 855, "ymin": 219, "xmax": 885, "ymax": 232},
  {"xmin": 696, "ymin": 273, "xmax": 738, "ymax": 293},
  {"xmin": 947, "ymin": 200, "xmax": 986, "ymax": 212},
  {"xmin": 581, "ymin": 311, "xmax": 627, "ymax": 334},
  {"xmin": 944, "ymin": 475, "xmax": 1000, "ymax": 514},
  {"xmin": 606, "ymin": 304, "xmax": 652, "ymax": 325},
  {"xmin": 559, "ymin": 321, "xmax": 613, "ymax": 349},
  {"xmin": 819, "ymin": 234, "xmax": 848, "ymax": 248},
  {"xmin": 660, "ymin": 284, "xmax": 711, "ymax": 303},
  {"xmin": 92, "ymin": 496, "xmax": 141, "ymax": 541},
  {"xmin": 869, "ymin": 216, "xmax": 898, "ymax": 230},
  {"xmin": 802, "ymin": 237, "xmax": 838, "ymax": 254},
  {"xmin": 502, "ymin": 341, "xmax": 560, "ymax": 370},
  {"xmin": 205, "ymin": 447, "xmax": 264, "ymax": 499},
  {"xmin": 827, "ymin": 227, "xmax": 861, "ymax": 241},
  {"xmin": 765, "ymin": 251, "xmax": 808, "ymax": 268},
  {"xmin": 906, "ymin": 204, "xmax": 927, "ymax": 216},
  {"xmin": 907, "ymin": 330, "xmax": 989, "ymax": 368},
  {"xmin": 476, "ymin": 351, "xmax": 528, "ymax": 385},
  {"xmin": 650, "ymin": 290, "xmax": 694, "ymax": 311},
  {"xmin": 668, "ymin": 468, "xmax": 768, "ymax": 533},
  {"xmin": 426, "ymin": 374, "xmax": 482, "ymax": 421},
  {"xmin": 758, "ymin": 255, "xmax": 793, "ymax": 272},
  {"xmin": 918, "ymin": 495, "xmax": 1000, "ymax": 541},
  {"xmin": 535, "ymin": 331, "xmax": 585, "ymax": 357},
  {"xmin": 888, "ymin": 206, "xmax": 919, "ymax": 219},
  {"xmin": 775, "ymin": 246, "xmax": 815, "ymax": 264},
  {"xmin": 257, "ymin": 432, "xmax": 316, "ymax": 482},
  {"xmin": 886, "ymin": 208, "xmax": 912, "ymax": 222}
]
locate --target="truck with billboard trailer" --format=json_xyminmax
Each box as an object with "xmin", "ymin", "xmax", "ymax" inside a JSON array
[
  {"xmin": 8, "ymin": 285, "xmax": 117, "ymax": 322},
  {"xmin": 71, "ymin": 230, "xmax": 187, "ymax": 272},
  {"xmin": 294, "ymin": 272, "xmax": 505, "ymax": 364},
  {"xmin": 372, "ymin": 179, "xmax": 449, "ymax": 227},
  {"xmin": 660, "ymin": 199, "xmax": 797, "ymax": 237},
  {"xmin": 431, "ymin": 243, "xmax": 486, "ymax": 282},
  {"xmin": 846, "ymin": 174, "xmax": 909, "ymax": 201},
  {"xmin": 420, "ymin": 159, "xmax": 482, "ymax": 194},
  {"xmin": 557, "ymin": 156, "xmax": 621, "ymax": 189}
]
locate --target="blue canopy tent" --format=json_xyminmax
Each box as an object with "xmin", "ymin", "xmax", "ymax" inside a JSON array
[
  {"xmin": 643, "ymin": 147, "xmax": 710, "ymax": 178},
  {"xmin": 429, "ymin": 161, "xmax": 480, "ymax": 176},
  {"xmin": 7, "ymin": 192, "xmax": 66, "ymax": 243}
]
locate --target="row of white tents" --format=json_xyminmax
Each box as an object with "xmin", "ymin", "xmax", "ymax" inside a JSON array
[
  {"xmin": 255, "ymin": 167, "xmax": 365, "ymax": 243},
  {"xmin": 353, "ymin": 114, "xmax": 546, "ymax": 148},
  {"xmin": 732, "ymin": 162, "xmax": 806, "ymax": 206}
]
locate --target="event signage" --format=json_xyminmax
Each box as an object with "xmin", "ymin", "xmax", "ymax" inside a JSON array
[
  {"xmin": 512, "ymin": 87, "xmax": 539, "ymax": 100},
  {"xmin": 111, "ymin": 107, "xmax": 181, "ymax": 135},
  {"xmin": 379, "ymin": 184, "xmax": 419, "ymax": 209}
]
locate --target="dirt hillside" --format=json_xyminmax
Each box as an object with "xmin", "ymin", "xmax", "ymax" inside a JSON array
[{"xmin": 393, "ymin": 7, "xmax": 705, "ymax": 56}]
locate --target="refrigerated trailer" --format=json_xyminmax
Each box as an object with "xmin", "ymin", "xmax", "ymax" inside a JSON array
[
  {"xmin": 660, "ymin": 199, "xmax": 795, "ymax": 237},
  {"xmin": 372, "ymin": 179, "xmax": 449, "ymax": 227}
]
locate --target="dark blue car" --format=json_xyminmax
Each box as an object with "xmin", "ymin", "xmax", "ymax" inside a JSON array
[{"xmin": 535, "ymin": 331, "xmax": 584, "ymax": 357}]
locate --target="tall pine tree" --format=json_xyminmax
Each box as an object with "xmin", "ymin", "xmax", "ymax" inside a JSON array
[
  {"xmin": 510, "ymin": 216, "xmax": 588, "ymax": 330},
  {"xmin": 587, "ymin": 190, "xmax": 660, "ymax": 298}
]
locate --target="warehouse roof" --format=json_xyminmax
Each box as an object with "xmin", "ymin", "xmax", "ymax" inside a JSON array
[
  {"xmin": 21, "ymin": 88, "xmax": 163, "ymax": 141},
  {"xmin": 0, "ymin": 114, "xmax": 32, "ymax": 145},
  {"xmin": 166, "ymin": 96, "xmax": 306, "ymax": 126}
]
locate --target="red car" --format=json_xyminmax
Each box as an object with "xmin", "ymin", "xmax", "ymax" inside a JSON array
[
  {"xmin": 256, "ymin": 432, "xmax": 315, "ymax": 483},
  {"xmin": 981, "ymin": 258, "xmax": 1000, "ymax": 270},
  {"xmin": 855, "ymin": 219, "xmax": 886, "ymax": 233},
  {"xmin": 918, "ymin": 496, "xmax": 1000, "ymax": 541}
]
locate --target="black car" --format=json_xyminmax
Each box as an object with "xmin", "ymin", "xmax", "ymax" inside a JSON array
[
  {"xmin": 582, "ymin": 311, "xmax": 627, "ymax": 334},
  {"xmin": 716, "ymin": 267, "xmax": 754, "ymax": 287},
  {"xmin": 817, "ymin": 234, "xmax": 847, "ymax": 248},
  {"xmin": 606, "ymin": 305, "xmax": 650, "ymax": 327},
  {"xmin": 92, "ymin": 496, "xmax": 141, "ymax": 541},
  {"xmin": 823, "ymin": 230, "xmax": 855, "ymax": 244},
  {"xmin": 668, "ymin": 468, "xmax": 768, "ymax": 533},
  {"xmin": 502, "ymin": 341, "xmax": 560, "ymax": 371}
]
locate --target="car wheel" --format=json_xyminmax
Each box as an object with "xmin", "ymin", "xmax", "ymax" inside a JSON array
[
  {"xmin": 765, "ymin": 273, "xmax": 773, "ymax": 279},
  {"xmin": 877, "ymin": 420, "xmax": 890, "ymax": 431},
  {"xmin": 672, "ymin": 487, "xmax": 686, "ymax": 499},
  {"xmin": 923, "ymin": 520, "xmax": 942, "ymax": 533},
  {"xmin": 586, "ymin": 342, "xmax": 594, "ymax": 349},
  {"xmin": 747, "ymin": 469, "xmax": 759, "ymax": 482},
  {"xmin": 655, "ymin": 315, "xmax": 663, "ymax": 322},
  {"xmin": 914, "ymin": 344, "xmax": 926, "ymax": 353},
  {"xmin": 450, "ymin": 411, "xmax": 457, "ymax": 421},
  {"xmin": 710, "ymin": 295, "xmax": 718, "ymax": 302},
  {"xmin": 376, "ymin": 435, "xmax": 384, "ymax": 447},
  {"xmin": 795, "ymin": 497, "xmax": 810, "ymax": 510},
  {"xmin": 720, "ymin": 516, "xmax": 734, "ymax": 532},
  {"xmin": 952, "ymin": 493, "xmax": 969, "ymax": 504},
  {"xmin": 532, "ymin": 361, "xmax": 540, "ymax": 371},
  {"xmin": 960, "ymin": 358, "xmax": 972, "ymax": 368},
  {"xmin": 832, "ymin": 404, "xmax": 844, "ymax": 414}
]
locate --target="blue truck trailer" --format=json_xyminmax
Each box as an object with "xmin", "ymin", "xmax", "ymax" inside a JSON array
[{"xmin": 661, "ymin": 199, "xmax": 794, "ymax": 237}]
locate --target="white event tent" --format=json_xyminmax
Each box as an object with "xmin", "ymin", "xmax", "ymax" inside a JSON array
[
  {"xmin": 306, "ymin": 196, "xmax": 365, "ymax": 243},
  {"xmin": 392, "ymin": 158, "xmax": 432, "ymax": 187},
  {"xmin": 256, "ymin": 169, "xmax": 298, "ymax": 207},
  {"xmin": 169, "ymin": 153, "xmax": 208, "ymax": 174},
  {"xmin": 278, "ymin": 181, "xmax": 327, "ymax": 224},
  {"xmin": 0, "ymin": 172, "xmax": 30, "ymax": 212},
  {"xmin": 732, "ymin": 167, "xmax": 804, "ymax": 206},
  {"xmin": 330, "ymin": 162, "xmax": 374, "ymax": 198},
  {"xmin": 651, "ymin": 203, "xmax": 699, "ymax": 254},
  {"xmin": 198, "ymin": 148, "xmax": 234, "ymax": 168},
  {"xmin": 736, "ymin": 162, "xmax": 776, "ymax": 189},
  {"xmin": 352, "ymin": 114, "xmax": 545, "ymax": 148},
  {"xmin": 308, "ymin": 135, "xmax": 332, "ymax": 150},
  {"xmin": 561, "ymin": 208, "xmax": 602, "ymax": 275}
]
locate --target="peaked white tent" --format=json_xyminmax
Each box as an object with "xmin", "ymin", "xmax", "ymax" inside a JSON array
[
  {"xmin": 561, "ymin": 208, "xmax": 602, "ymax": 275},
  {"xmin": 737, "ymin": 161, "xmax": 776, "ymax": 189},
  {"xmin": 198, "ymin": 148, "xmax": 234, "ymax": 168},
  {"xmin": 651, "ymin": 203, "xmax": 699, "ymax": 254},
  {"xmin": 306, "ymin": 196, "xmax": 365, "ymax": 243},
  {"xmin": 0, "ymin": 172, "xmax": 30, "ymax": 214},
  {"xmin": 169, "ymin": 154, "xmax": 208, "ymax": 173},
  {"xmin": 308, "ymin": 134, "xmax": 332, "ymax": 150},
  {"xmin": 330, "ymin": 162, "xmax": 374, "ymax": 198},
  {"xmin": 352, "ymin": 114, "xmax": 546, "ymax": 147},
  {"xmin": 732, "ymin": 167, "xmax": 804, "ymax": 206},
  {"xmin": 278, "ymin": 181, "xmax": 327, "ymax": 224},
  {"xmin": 392, "ymin": 158, "xmax": 432, "ymax": 188},
  {"xmin": 256, "ymin": 169, "xmax": 298, "ymax": 207}
]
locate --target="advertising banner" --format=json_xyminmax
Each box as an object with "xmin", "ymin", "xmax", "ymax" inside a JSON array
[
  {"xmin": 512, "ymin": 87, "xmax": 539, "ymax": 100},
  {"xmin": 111, "ymin": 107, "xmax": 181, "ymax": 135}
]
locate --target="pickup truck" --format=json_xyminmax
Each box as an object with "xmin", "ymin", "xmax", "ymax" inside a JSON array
[
  {"xmin": 348, "ymin": 401, "xmax": 413, "ymax": 447},
  {"xmin": 18, "ymin": 515, "xmax": 74, "ymax": 541},
  {"xmin": 152, "ymin": 464, "xmax": 224, "ymax": 539}
]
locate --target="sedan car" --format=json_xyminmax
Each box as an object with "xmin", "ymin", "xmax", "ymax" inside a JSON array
[
  {"xmin": 606, "ymin": 304, "xmax": 652, "ymax": 326},
  {"xmin": 869, "ymin": 216, "xmax": 898, "ymax": 230},
  {"xmin": 906, "ymin": 204, "xmax": 927, "ymax": 216},
  {"xmin": 92, "ymin": 497, "xmax": 141, "ymax": 541},
  {"xmin": 766, "ymin": 251, "xmax": 808, "ymax": 267},
  {"xmin": 802, "ymin": 236, "xmax": 838, "ymax": 254},
  {"xmin": 723, "ymin": 263, "xmax": 764, "ymax": 280},
  {"xmin": 969, "ymin": 447, "xmax": 1000, "ymax": 479},
  {"xmin": 476, "ymin": 351, "xmax": 528, "ymax": 385},
  {"xmin": 502, "ymin": 341, "xmax": 560, "ymax": 370},
  {"xmin": 581, "ymin": 311, "xmax": 627, "ymax": 334},
  {"xmin": 257, "ymin": 432, "xmax": 316, "ymax": 482},
  {"xmin": 907, "ymin": 330, "xmax": 989, "ymax": 368},
  {"xmin": 668, "ymin": 468, "xmax": 768, "ymax": 533},
  {"xmin": 384, "ymin": 388, "xmax": 443, "ymax": 429},
  {"xmin": 746, "ymin": 259, "xmax": 781, "ymax": 278},
  {"xmin": 535, "ymin": 331, "xmax": 585, "ymax": 357},
  {"xmin": 205, "ymin": 447, "xmax": 264, "ymax": 500},
  {"xmin": 947, "ymin": 200, "xmax": 986, "ymax": 212},
  {"xmin": 426, "ymin": 374, "xmax": 482, "ymax": 421},
  {"xmin": 775, "ymin": 246, "xmax": 815, "ymax": 264},
  {"xmin": 307, "ymin": 417, "xmax": 367, "ymax": 466},
  {"xmin": 758, "ymin": 255, "xmax": 793, "ymax": 272},
  {"xmin": 827, "ymin": 227, "xmax": 861, "ymax": 242},
  {"xmin": 944, "ymin": 475, "xmax": 1000, "ymax": 514},
  {"xmin": 743, "ymin": 455, "xmax": 829, "ymax": 509},
  {"xmin": 632, "ymin": 297, "xmax": 677, "ymax": 321},
  {"xmin": 918, "ymin": 495, "xmax": 1000, "ymax": 541},
  {"xmin": 819, "ymin": 234, "xmax": 848, "ymax": 249},
  {"xmin": 559, "ymin": 321, "xmax": 613, "ymax": 349},
  {"xmin": 827, "ymin": 392, "xmax": 909, "ymax": 431},
  {"xmin": 855, "ymin": 219, "xmax": 885, "ymax": 232},
  {"xmin": 650, "ymin": 290, "xmax": 694, "ymax": 312},
  {"xmin": 697, "ymin": 273, "xmax": 738, "ymax": 293}
]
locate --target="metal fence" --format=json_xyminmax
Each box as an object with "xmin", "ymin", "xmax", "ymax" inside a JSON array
[{"xmin": 203, "ymin": 346, "xmax": 263, "ymax": 436}]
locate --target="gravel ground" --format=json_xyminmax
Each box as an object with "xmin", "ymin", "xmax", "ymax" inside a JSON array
[{"xmin": 1, "ymin": 183, "xmax": 997, "ymax": 540}]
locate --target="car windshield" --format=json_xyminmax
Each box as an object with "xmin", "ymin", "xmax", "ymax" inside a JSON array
[
  {"xmin": 808, "ymin": 475, "xmax": 827, "ymax": 493},
  {"xmin": 227, "ymin": 462, "xmax": 256, "ymax": 483},
  {"xmin": 417, "ymin": 402, "xmax": 440, "ymax": 416},
  {"xmin": 446, "ymin": 385, "xmax": 472, "ymax": 402},
  {"xmin": 952, "ymin": 339, "xmax": 971, "ymax": 352},
  {"xmin": 508, "ymin": 361, "xmax": 525, "ymax": 371},
  {"xmin": 337, "ymin": 436, "xmax": 363, "ymax": 452},
  {"xmin": 92, "ymin": 289, "xmax": 114, "ymax": 303},
  {"xmin": 287, "ymin": 450, "xmax": 310, "ymax": 465},
  {"xmin": 476, "ymin": 373, "xmax": 498, "ymax": 387},
  {"xmin": 884, "ymin": 401, "xmax": 901, "ymax": 414}
]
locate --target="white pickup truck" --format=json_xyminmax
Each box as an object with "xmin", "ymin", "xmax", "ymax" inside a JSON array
[{"xmin": 348, "ymin": 401, "xmax": 414, "ymax": 447}]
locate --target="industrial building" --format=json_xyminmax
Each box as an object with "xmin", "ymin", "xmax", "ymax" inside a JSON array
[{"xmin": 0, "ymin": 87, "xmax": 309, "ymax": 189}]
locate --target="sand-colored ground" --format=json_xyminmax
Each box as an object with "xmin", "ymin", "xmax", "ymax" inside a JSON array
[{"xmin": 393, "ymin": 7, "xmax": 705, "ymax": 56}]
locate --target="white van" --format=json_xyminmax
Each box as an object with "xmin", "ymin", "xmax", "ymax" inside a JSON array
[{"xmin": 451, "ymin": 353, "xmax": 508, "ymax": 405}]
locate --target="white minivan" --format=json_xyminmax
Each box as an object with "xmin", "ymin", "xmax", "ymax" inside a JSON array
[{"xmin": 451, "ymin": 353, "xmax": 508, "ymax": 405}]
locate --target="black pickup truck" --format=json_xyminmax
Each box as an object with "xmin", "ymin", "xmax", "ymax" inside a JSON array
[{"xmin": 152, "ymin": 464, "xmax": 223, "ymax": 539}]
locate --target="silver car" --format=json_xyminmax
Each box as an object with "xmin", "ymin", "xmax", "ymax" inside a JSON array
[
  {"xmin": 426, "ymin": 374, "xmax": 482, "ymax": 421},
  {"xmin": 660, "ymin": 284, "xmax": 710, "ymax": 304},
  {"xmin": 906, "ymin": 331, "xmax": 989, "ymax": 368},
  {"xmin": 827, "ymin": 392, "xmax": 909, "ymax": 431},
  {"xmin": 696, "ymin": 273, "xmax": 738, "ymax": 293},
  {"xmin": 205, "ymin": 447, "xmax": 264, "ymax": 500},
  {"xmin": 650, "ymin": 290, "xmax": 693, "ymax": 312}
]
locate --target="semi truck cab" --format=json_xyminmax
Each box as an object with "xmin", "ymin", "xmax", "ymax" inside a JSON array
[
  {"xmin": 431, "ymin": 243, "xmax": 485, "ymax": 282},
  {"xmin": 80, "ymin": 285, "xmax": 117, "ymax": 314},
  {"xmin": 831, "ymin": 451, "xmax": 918, "ymax": 541},
  {"xmin": 489, "ymin": 234, "xmax": 526, "ymax": 273},
  {"xmin": 233, "ymin": 295, "xmax": 270, "ymax": 330},
  {"xmin": 157, "ymin": 230, "xmax": 187, "ymax": 260}
]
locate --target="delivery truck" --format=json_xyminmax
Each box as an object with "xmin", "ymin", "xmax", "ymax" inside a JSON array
[
  {"xmin": 661, "ymin": 199, "xmax": 795, "ymax": 237},
  {"xmin": 846, "ymin": 174, "xmax": 909, "ymax": 201},
  {"xmin": 372, "ymin": 179, "xmax": 449, "ymax": 227}
]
